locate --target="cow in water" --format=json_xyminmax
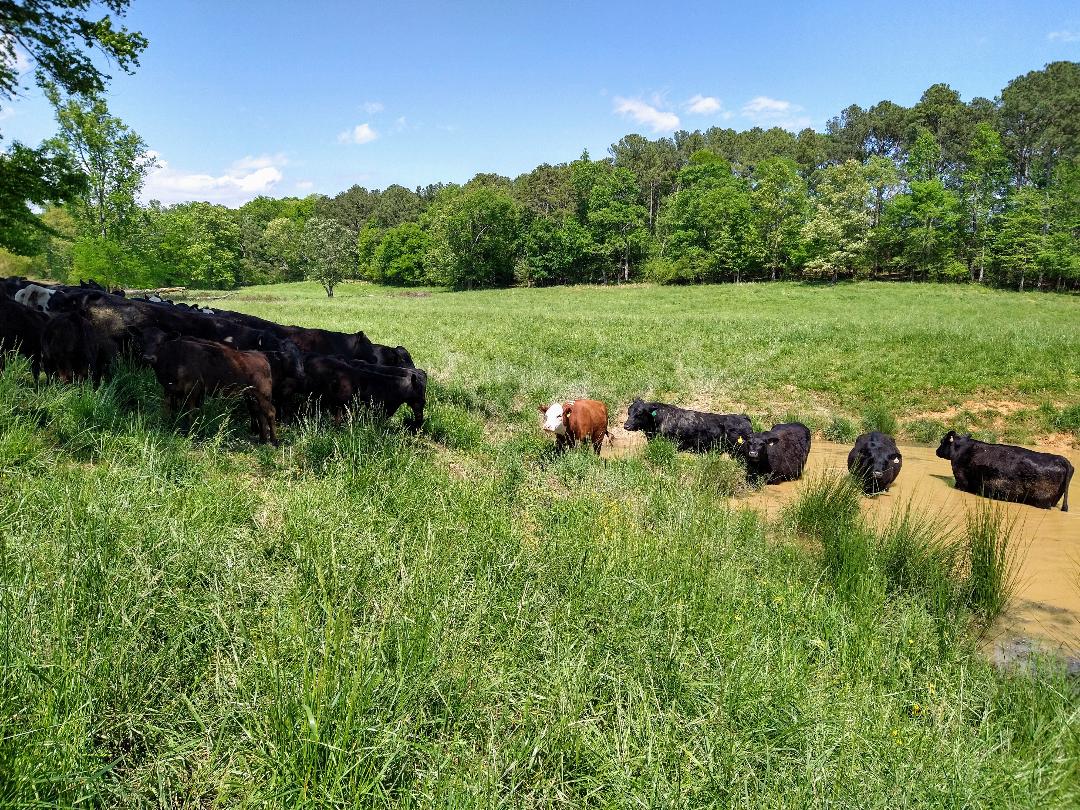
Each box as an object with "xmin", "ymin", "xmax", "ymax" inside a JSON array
[
  {"xmin": 936, "ymin": 431, "xmax": 1072, "ymax": 511},
  {"xmin": 847, "ymin": 432, "xmax": 902, "ymax": 494},
  {"xmin": 736, "ymin": 422, "xmax": 812, "ymax": 484},
  {"xmin": 539, "ymin": 399, "xmax": 610, "ymax": 454},
  {"xmin": 623, "ymin": 399, "xmax": 752, "ymax": 454}
]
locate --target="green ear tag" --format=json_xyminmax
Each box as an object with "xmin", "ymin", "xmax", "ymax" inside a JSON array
[{"xmin": 650, "ymin": 410, "xmax": 657, "ymax": 417}]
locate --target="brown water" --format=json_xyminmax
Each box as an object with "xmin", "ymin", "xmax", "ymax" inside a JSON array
[{"xmin": 605, "ymin": 434, "xmax": 1080, "ymax": 661}]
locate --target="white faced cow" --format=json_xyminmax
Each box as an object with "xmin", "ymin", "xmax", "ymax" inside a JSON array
[{"xmin": 13, "ymin": 284, "xmax": 56, "ymax": 312}]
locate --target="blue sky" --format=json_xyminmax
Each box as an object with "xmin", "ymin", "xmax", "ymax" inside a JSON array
[{"xmin": 2, "ymin": 0, "xmax": 1078, "ymax": 206}]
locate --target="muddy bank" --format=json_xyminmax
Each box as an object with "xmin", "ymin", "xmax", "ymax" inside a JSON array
[{"xmin": 605, "ymin": 432, "xmax": 1079, "ymax": 662}]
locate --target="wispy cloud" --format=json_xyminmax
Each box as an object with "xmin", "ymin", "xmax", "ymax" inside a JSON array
[
  {"xmin": 740, "ymin": 96, "xmax": 811, "ymax": 131},
  {"xmin": 294, "ymin": 180, "xmax": 315, "ymax": 192},
  {"xmin": 337, "ymin": 123, "xmax": 378, "ymax": 144},
  {"xmin": 1047, "ymin": 29, "xmax": 1080, "ymax": 42},
  {"xmin": 362, "ymin": 100, "xmax": 384, "ymax": 114},
  {"xmin": 613, "ymin": 96, "xmax": 680, "ymax": 133},
  {"xmin": 142, "ymin": 152, "xmax": 286, "ymax": 207}
]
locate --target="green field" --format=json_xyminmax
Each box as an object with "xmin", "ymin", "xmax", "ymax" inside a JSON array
[{"xmin": 2, "ymin": 282, "xmax": 1079, "ymax": 806}]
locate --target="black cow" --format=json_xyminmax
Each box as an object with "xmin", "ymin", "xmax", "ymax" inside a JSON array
[
  {"xmin": 302, "ymin": 354, "xmax": 426, "ymax": 430},
  {"xmin": 261, "ymin": 340, "xmax": 305, "ymax": 421},
  {"xmin": 210, "ymin": 308, "xmax": 414, "ymax": 368},
  {"xmin": 847, "ymin": 432, "xmax": 903, "ymax": 494},
  {"xmin": 0, "ymin": 297, "xmax": 47, "ymax": 381},
  {"xmin": 40, "ymin": 310, "xmax": 111, "ymax": 384},
  {"xmin": 936, "ymin": 431, "xmax": 1072, "ymax": 511},
  {"xmin": 737, "ymin": 422, "xmax": 812, "ymax": 484},
  {"xmin": 623, "ymin": 399, "xmax": 752, "ymax": 453}
]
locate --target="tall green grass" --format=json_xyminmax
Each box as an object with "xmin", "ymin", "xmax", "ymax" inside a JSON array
[{"xmin": 0, "ymin": 281, "xmax": 1078, "ymax": 806}]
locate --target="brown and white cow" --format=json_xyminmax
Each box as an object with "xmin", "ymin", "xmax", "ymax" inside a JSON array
[{"xmin": 538, "ymin": 399, "xmax": 610, "ymax": 454}]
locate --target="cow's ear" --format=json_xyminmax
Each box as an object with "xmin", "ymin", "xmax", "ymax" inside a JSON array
[
  {"xmin": 563, "ymin": 404, "xmax": 573, "ymax": 416},
  {"xmin": 537, "ymin": 405, "xmax": 547, "ymax": 413},
  {"xmin": 767, "ymin": 436, "xmax": 779, "ymax": 445}
]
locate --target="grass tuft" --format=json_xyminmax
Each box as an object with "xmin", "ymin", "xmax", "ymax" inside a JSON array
[{"xmin": 964, "ymin": 501, "xmax": 1022, "ymax": 622}]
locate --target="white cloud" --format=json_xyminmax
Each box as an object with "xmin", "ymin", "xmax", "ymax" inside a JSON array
[
  {"xmin": 362, "ymin": 100, "xmax": 384, "ymax": 114},
  {"xmin": 231, "ymin": 153, "xmax": 288, "ymax": 171},
  {"xmin": 686, "ymin": 94, "xmax": 722, "ymax": 115},
  {"xmin": 613, "ymin": 96, "xmax": 680, "ymax": 133},
  {"xmin": 294, "ymin": 180, "xmax": 314, "ymax": 191},
  {"xmin": 337, "ymin": 123, "xmax": 378, "ymax": 144},
  {"xmin": 740, "ymin": 96, "xmax": 811, "ymax": 131},
  {"xmin": 394, "ymin": 116, "xmax": 408, "ymax": 131},
  {"xmin": 141, "ymin": 152, "xmax": 286, "ymax": 206},
  {"xmin": 1048, "ymin": 29, "xmax": 1080, "ymax": 42}
]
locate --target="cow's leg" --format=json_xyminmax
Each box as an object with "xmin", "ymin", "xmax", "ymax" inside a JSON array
[
  {"xmin": 554, "ymin": 433, "xmax": 570, "ymax": 453},
  {"xmin": 591, "ymin": 430, "xmax": 604, "ymax": 454},
  {"xmin": 1061, "ymin": 464, "xmax": 1073, "ymax": 513},
  {"xmin": 407, "ymin": 398, "xmax": 425, "ymax": 432}
]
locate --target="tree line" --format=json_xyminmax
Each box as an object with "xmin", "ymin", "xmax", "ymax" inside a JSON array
[{"xmin": 3, "ymin": 46, "xmax": 1077, "ymax": 293}]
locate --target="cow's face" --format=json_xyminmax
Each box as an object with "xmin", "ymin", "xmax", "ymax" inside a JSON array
[
  {"xmin": 539, "ymin": 402, "xmax": 567, "ymax": 434},
  {"xmin": 623, "ymin": 399, "xmax": 654, "ymax": 431},
  {"xmin": 746, "ymin": 433, "xmax": 777, "ymax": 460},
  {"xmin": 872, "ymin": 452, "xmax": 902, "ymax": 478},
  {"xmin": 935, "ymin": 431, "xmax": 957, "ymax": 460}
]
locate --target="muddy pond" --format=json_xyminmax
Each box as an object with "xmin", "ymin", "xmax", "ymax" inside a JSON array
[{"xmin": 605, "ymin": 433, "xmax": 1079, "ymax": 665}]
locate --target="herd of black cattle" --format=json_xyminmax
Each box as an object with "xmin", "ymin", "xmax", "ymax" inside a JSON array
[
  {"xmin": 0, "ymin": 276, "xmax": 426, "ymax": 445},
  {"xmin": 0, "ymin": 275, "xmax": 1073, "ymax": 512}
]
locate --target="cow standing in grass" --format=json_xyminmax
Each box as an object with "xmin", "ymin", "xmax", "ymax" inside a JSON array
[
  {"xmin": 0, "ymin": 298, "xmax": 47, "ymax": 381},
  {"xmin": 936, "ymin": 431, "xmax": 1072, "ymax": 511},
  {"xmin": 301, "ymin": 354, "xmax": 427, "ymax": 430},
  {"xmin": 539, "ymin": 399, "xmax": 610, "ymax": 454},
  {"xmin": 140, "ymin": 329, "xmax": 278, "ymax": 444}
]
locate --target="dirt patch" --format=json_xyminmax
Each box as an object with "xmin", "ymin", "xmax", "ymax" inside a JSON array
[
  {"xmin": 396, "ymin": 291, "xmax": 432, "ymax": 299},
  {"xmin": 910, "ymin": 398, "xmax": 1034, "ymax": 423}
]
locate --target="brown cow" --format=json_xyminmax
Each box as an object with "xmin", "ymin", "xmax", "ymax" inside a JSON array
[
  {"xmin": 139, "ymin": 330, "xmax": 278, "ymax": 444},
  {"xmin": 538, "ymin": 399, "xmax": 610, "ymax": 454}
]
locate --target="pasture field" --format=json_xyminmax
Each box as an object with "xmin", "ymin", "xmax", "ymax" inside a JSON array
[{"xmin": 1, "ymin": 281, "xmax": 1079, "ymax": 807}]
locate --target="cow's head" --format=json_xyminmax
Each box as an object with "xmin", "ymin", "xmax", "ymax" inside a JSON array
[
  {"xmin": 871, "ymin": 451, "xmax": 902, "ymax": 478},
  {"xmin": 538, "ymin": 401, "xmax": 568, "ymax": 434},
  {"xmin": 136, "ymin": 327, "xmax": 170, "ymax": 365},
  {"xmin": 936, "ymin": 430, "xmax": 960, "ymax": 460},
  {"xmin": 623, "ymin": 398, "xmax": 656, "ymax": 432},
  {"xmin": 745, "ymin": 432, "xmax": 778, "ymax": 460}
]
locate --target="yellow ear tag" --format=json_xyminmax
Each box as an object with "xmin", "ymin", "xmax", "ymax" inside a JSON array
[{"xmin": 737, "ymin": 437, "xmax": 744, "ymax": 444}]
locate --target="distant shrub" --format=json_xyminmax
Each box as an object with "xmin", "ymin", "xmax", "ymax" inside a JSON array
[
  {"xmin": 861, "ymin": 403, "xmax": 897, "ymax": 436},
  {"xmin": 824, "ymin": 414, "xmax": 858, "ymax": 443},
  {"xmin": 903, "ymin": 418, "xmax": 948, "ymax": 444}
]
